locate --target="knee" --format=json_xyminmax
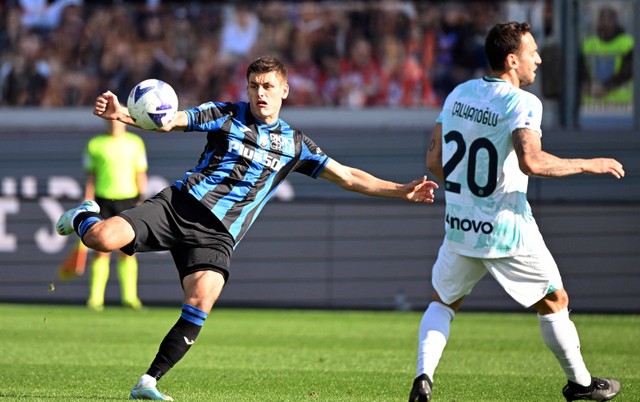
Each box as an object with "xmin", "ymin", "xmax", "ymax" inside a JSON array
[
  {"xmin": 535, "ymin": 288, "xmax": 569, "ymax": 314},
  {"xmin": 82, "ymin": 218, "xmax": 135, "ymax": 252},
  {"xmin": 81, "ymin": 222, "xmax": 117, "ymax": 252},
  {"xmin": 431, "ymin": 292, "xmax": 464, "ymax": 312},
  {"xmin": 555, "ymin": 288, "xmax": 569, "ymax": 308}
]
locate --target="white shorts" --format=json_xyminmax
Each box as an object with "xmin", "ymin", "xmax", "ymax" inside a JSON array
[{"xmin": 432, "ymin": 241, "xmax": 563, "ymax": 308}]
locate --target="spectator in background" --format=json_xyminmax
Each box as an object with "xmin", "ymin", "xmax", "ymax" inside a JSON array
[
  {"xmin": 167, "ymin": 7, "xmax": 198, "ymax": 98},
  {"xmin": 580, "ymin": 5, "xmax": 634, "ymax": 108},
  {"xmin": 42, "ymin": 3, "xmax": 96, "ymax": 106},
  {"xmin": 407, "ymin": 5, "xmax": 440, "ymax": 107},
  {"xmin": 255, "ymin": 1, "xmax": 293, "ymax": 57},
  {"xmin": 219, "ymin": 2, "xmax": 260, "ymax": 66},
  {"xmin": 449, "ymin": 3, "xmax": 493, "ymax": 84},
  {"xmin": 187, "ymin": 36, "xmax": 227, "ymax": 106},
  {"xmin": 318, "ymin": 50, "xmax": 341, "ymax": 106},
  {"xmin": 1, "ymin": 1, "xmax": 510, "ymax": 108},
  {"xmin": 430, "ymin": 5, "xmax": 466, "ymax": 102},
  {"xmin": 136, "ymin": 10, "xmax": 184, "ymax": 85},
  {"xmin": 378, "ymin": 34, "xmax": 429, "ymax": 107},
  {"xmin": 339, "ymin": 36, "xmax": 384, "ymax": 107},
  {"xmin": 0, "ymin": 32, "xmax": 50, "ymax": 105},
  {"xmin": 1, "ymin": 6, "xmax": 25, "ymax": 58},
  {"xmin": 302, "ymin": 3, "xmax": 348, "ymax": 106},
  {"xmin": 18, "ymin": 0, "xmax": 82, "ymax": 36},
  {"xmin": 93, "ymin": 5, "xmax": 140, "ymax": 101},
  {"xmin": 83, "ymin": 119, "xmax": 148, "ymax": 311},
  {"xmin": 285, "ymin": 31, "xmax": 322, "ymax": 106}
]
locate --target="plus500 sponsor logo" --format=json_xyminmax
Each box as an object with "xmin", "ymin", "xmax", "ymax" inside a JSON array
[
  {"xmin": 445, "ymin": 213, "xmax": 493, "ymax": 234},
  {"xmin": 229, "ymin": 140, "xmax": 284, "ymax": 171}
]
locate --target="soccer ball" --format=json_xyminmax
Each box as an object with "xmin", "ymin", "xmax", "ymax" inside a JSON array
[{"xmin": 127, "ymin": 79, "xmax": 178, "ymax": 129}]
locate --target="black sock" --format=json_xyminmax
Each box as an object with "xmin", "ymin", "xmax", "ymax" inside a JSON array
[
  {"xmin": 72, "ymin": 211, "xmax": 102, "ymax": 238},
  {"xmin": 146, "ymin": 304, "xmax": 207, "ymax": 380}
]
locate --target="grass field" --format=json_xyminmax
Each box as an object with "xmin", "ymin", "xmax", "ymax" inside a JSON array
[{"xmin": 0, "ymin": 304, "xmax": 637, "ymax": 401}]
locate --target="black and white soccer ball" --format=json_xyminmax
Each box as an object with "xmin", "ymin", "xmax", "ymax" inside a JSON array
[{"xmin": 127, "ymin": 79, "xmax": 178, "ymax": 129}]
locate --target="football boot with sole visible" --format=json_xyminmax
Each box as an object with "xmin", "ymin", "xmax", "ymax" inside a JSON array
[{"xmin": 562, "ymin": 377, "xmax": 621, "ymax": 401}]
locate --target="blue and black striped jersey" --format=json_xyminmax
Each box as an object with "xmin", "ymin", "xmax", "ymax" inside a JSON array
[{"xmin": 174, "ymin": 101, "xmax": 330, "ymax": 246}]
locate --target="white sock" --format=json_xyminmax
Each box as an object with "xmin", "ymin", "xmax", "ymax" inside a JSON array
[
  {"xmin": 538, "ymin": 308, "xmax": 591, "ymax": 386},
  {"xmin": 416, "ymin": 301, "xmax": 455, "ymax": 381},
  {"xmin": 138, "ymin": 374, "xmax": 157, "ymax": 388}
]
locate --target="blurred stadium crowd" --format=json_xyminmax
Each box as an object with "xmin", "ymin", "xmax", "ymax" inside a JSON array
[{"xmin": 0, "ymin": 1, "xmax": 550, "ymax": 109}]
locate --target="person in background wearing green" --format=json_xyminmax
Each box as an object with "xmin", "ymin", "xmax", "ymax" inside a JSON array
[
  {"xmin": 83, "ymin": 119, "xmax": 148, "ymax": 310},
  {"xmin": 580, "ymin": 5, "xmax": 634, "ymax": 109}
]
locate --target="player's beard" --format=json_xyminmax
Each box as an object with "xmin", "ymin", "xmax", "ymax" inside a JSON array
[{"xmin": 519, "ymin": 70, "xmax": 536, "ymax": 87}]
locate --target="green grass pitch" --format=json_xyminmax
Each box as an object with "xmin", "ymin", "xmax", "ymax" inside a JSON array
[{"xmin": 0, "ymin": 304, "xmax": 637, "ymax": 401}]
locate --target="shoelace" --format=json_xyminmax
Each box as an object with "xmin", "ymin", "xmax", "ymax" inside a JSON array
[{"xmin": 592, "ymin": 379, "xmax": 610, "ymax": 390}]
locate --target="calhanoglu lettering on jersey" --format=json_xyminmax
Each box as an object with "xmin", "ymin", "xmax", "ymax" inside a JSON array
[
  {"xmin": 451, "ymin": 101, "xmax": 499, "ymax": 127},
  {"xmin": 229, "ymin": 139, "xmax": 284, "ymax": 171},
  {"xmin": 445, "ymin": 213, "xmax": 493, "ymax": 234}
]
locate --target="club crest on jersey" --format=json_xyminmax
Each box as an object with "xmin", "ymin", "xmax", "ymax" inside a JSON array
[{"xmin": 259, "ymin": 133, "xmax": 269, "ymax": 148}]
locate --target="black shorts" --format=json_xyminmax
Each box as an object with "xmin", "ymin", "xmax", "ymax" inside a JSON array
[
  {"xmin": 118, "ymin": 186, "xmax": 235, "ymax": 283},
  {"xmin": 95, "ymin": 196, "xmax": 138, "ymax": 219}
]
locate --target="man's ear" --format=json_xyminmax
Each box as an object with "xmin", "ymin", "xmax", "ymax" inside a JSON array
[
  {"xmin": 506, "ymin": 53, "xmax": 519, "ymax": 69},
  {"xmin": 282, "ymin": 83, "xmax": 289, "ymax": 100}
]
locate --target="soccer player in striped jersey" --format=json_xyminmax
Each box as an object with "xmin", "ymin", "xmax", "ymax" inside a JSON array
[
  {"xmin": 56, "ymin": 56, "xmax": 438, "ymax": 400},
  {"xmin": 408, "ymin": 22, "xmax": 624, "ymax": 402}
]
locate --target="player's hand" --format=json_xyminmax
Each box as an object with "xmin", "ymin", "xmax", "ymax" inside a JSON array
[
  {"xmin": 403, "ymin": 176, "xmax": 439, "ymax": 203},
  {"xmin": 93, "ymin": 91, "xmax": 122, "ymax": 120},
  {"xmin": 587, "ymin": 158, "xmax": 625, "ymax": 179}
]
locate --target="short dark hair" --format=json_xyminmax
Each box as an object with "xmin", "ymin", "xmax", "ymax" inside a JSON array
[
  {"xmin": 484, "ymin": 22, "xmax": 532, "ymax": 71},
  {"xmin": 246, "ymin": 56, "xmax": 288, "ymax": 81}
]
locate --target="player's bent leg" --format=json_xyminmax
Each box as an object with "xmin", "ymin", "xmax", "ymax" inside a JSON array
[
  {"xmin": 82, "ymin": 216, "xmax": 136, "ymax": 252},
  {"xmin": 57, "ymin": 201, "xmax": 136, "ymax": 252}
]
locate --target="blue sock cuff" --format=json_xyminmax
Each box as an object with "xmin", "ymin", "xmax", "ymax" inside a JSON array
[
  {"xmin": 77, "ymin": 215, "xmax": 101, "ymax": 238},
  {"xmin": 181, "ymin": 304, "xmax": 208, "ymax": 327}
]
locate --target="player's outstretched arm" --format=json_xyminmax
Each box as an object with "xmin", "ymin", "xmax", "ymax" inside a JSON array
[
  {"xmin": 319, "ymin": 159, "xmax": 438, "ymax": 203},
  {"xmin": 513, "ymin": 128, "xmax": 625, "ymax": 179},
  {"xmin": 93, "ymin": 91, "xmax": 134, "ymax": 124},
  {"xmin": 93, "ymin": 91, "xmax": 188, "ymax": 132}
]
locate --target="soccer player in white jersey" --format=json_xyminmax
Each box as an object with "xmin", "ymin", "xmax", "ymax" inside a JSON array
[{"xmin": 408, "ymin": 22, "xmax": 625, "ymax": 402}]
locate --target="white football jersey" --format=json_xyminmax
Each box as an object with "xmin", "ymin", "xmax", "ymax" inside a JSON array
[{"xmin": 437, "ymin": 77, "xmax": 545, "ymax": 257}]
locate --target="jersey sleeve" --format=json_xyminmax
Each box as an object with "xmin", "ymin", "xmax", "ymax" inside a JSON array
[
  {"xmin": 184, "ymin": 101, "xmax": 236, "ymax": 132},
  {"xmin": 293, "ymin": 133, "xmax": 330, "ymax": 178},
  {"xmin": 509, "ymin": 92, "xmax": 543, "ymax": 136}
]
